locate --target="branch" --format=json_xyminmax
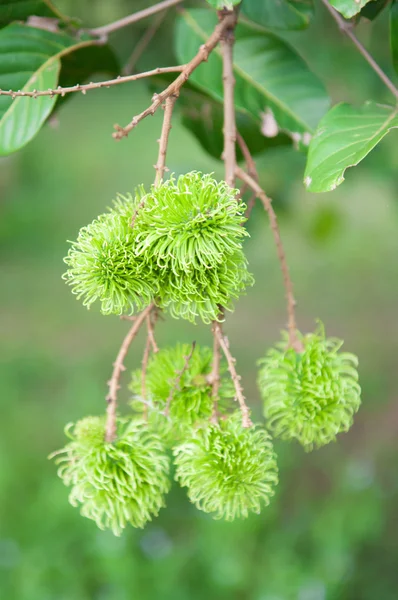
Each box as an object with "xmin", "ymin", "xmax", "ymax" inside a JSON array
[
  {"xmin": 105, "ymin": 303, "xmax": 154, "ymax": 442},
  {"xmin": 321, "ymin": 0, "xmax": 398, "ymax": 100},
  {"xmin": 237, "ymin": 132, "xmax": 258, "ymax": 218},
  {"xmin": 210, "ymin": 322, "xmax": 221, "ymax": 424},
  {"xmin": 218, "ymin": 8, "xmax": 238, "ymax": 187},
  {"xmin": 141, "ymin": 333, "xmax": 152, "ymax": 421},
  {"xmin": 213, "ymin": 322, "xmax": 252, "ymax": 428},
  {"xmin": 113, "ymin": 12, "xmax": 237, "ymax": 140},
  {"xmin": 154, "ymin": 95, "xmax": 177, "ymax": 185},
  {"xmin": 0, "ymin": 66, "xmax": 184, "ymax": 99},
  {"xmin": 87, "ymin": 0, "xmax": 184, "ymax": 39},
  {"xmin": 164, "ymin": 341, "xmax": 196, "ymax": 417},
  {"xmin": 122, "ymin": 10, "xmax": 168, "ymax": 76},
  {"xmin": 146, "ymin": 311, "xmax": 159, "ymax": 354},
  {"xmin": 235, "ymin": 165, "xmax": 303, "ymax": 353}
]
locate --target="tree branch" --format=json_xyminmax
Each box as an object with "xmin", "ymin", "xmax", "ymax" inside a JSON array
[
  {"xmin": 87, "ymin": 0, "xmax": 185, "ymax": 39},
  {"xmin": 235, "ymin": 165, "xmax": 303, "ymax": 353},
  {"xmin": 213, "ymin": 322, "xmax": 252, "ymax": 428},
  {"xmin": 122, "ymin": 10, "xmax": 168, "ymax": 76},
  {"xmin": 105, "ymin": 304, "xmax": 154, "ymax": 442},
  {"xmin": 146, "ymin": 311, "xmax": 159, "ymax": 354},
  {"xmin": 113, "ymin": 12, "xmax": 237, "ymax": 140},
  {"xmin": 154, "ymin": 95, "xmax": 177, "ymax": 185},
  {"xmin": 218, "ymin": 9, "xmax": 238, "ymax": 188},
  {"xmin": 0, "ymin": 66, "xmax": 184, "ymax": 99},
  {"xmin": 141, "ymin": 332, "xmax": 152, "ymax": 421},
  {"xmin": 210, "ymin": 321, "xmax": 221, "ymax": 424},
  {"xmin": 321, "ymin": 0, "xmax": 398, "ymax": 100},
  {"xmin": 164, "ymin": 342, "xmax": 196, "ymax": 417}
]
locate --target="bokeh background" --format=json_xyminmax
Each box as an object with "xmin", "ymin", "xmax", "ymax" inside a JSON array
[{"xmin": 1, "ymin": 1, "xmax": 398, "ymax": 598}]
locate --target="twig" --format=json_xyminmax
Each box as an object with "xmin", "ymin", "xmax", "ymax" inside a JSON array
[
  {"xmin": 321, "ymin": 0, "xmax": 398, "ymax": 101},
  {"xmin": 141, "ymin": 333, "xmax": 152, "ymax": 421},
  {"xmin": 0, "ymin": 66, "xmax": 184, "ymax": 99},
  {"xmin": 164, "ymin": 342, "xmax": 196, "ymax": 417},
  {"xmin": 213, "ymin": 322, "xmax": 252, "ymax": 428},
  {"xmin": 237, "ymin": 132, "xmax": 258, "ymax": 218},
  {"xmin": 87, "ymin": 0, "xmax": 184, "ymax": 38},
  {"xmin": 210, "ymin": 322, "xmax": 221, "ymax": 424},
  {"xmin": 113, "ymin": 12, "xmax": 237, "ymax": 139},
  {"xmin": 105, "ymin": 304, "xmax": 153, "ymax": 442},
  {"xmin": 123, "ymin": 10, "xmax": 168, "ymax": 76},
  {"xmin": 146, "ymin": 311, "xmax": 159, "ymax": 354},
  {"xmin": 154, "ymin": 95, "xmax": 177, "ymax": 185},
  {"xmin": 235, "ymin": 165, "xmax": 303, "ymax": 353},
  {"xmin": 218, "ymin": 9, "xmax": 238, "ymax": 187}
]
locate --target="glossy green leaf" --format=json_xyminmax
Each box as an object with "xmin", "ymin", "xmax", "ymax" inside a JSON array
[
  {"xmin": 329, "ymin": 0, "xmax": 372, "ymax": 18},
  {"xmin": 0, "ymin": 24, "xmax": 105, "ymax": 155},
  {"xmin": 391, "ymin": 0, "xmax": 398, "ymax": 74},
  {"xmin": 175, "ymin": 9, "xmax": 329, "ymax": 147},
  {"xmin": 241, "ymin": 0, "xmax": 313, "ymax": 30},
  {"xmin": 0, "ymin": 0, "xmax": 66, "ymax": 27},
  {"xmin": 304, "ymin": 102, "xmax": 398, "ymax": 193}
]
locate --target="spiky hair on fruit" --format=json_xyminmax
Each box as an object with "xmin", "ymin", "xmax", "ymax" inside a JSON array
[
  {"xmin": 173, "ymin": 413, "xmax": 279, "ymax": 520},
  {"xmin": 132, "ymin": 172, "xmax": 254, "ymax": 323},
  {"xmin": 129, "ymin": 343, "xmax": 234, "ymax": 438},
  {"xmin": 63, "ymin": 173, "xmax": 253, "ymax": 322},
  {"xmin": 257, "ymin": 324, "xmax": 361, "ymax": 451},
  {"xmin": 49, "ymin": 416, "xmax": 170, "ymax": 536},
  {"xmin": 63, "ymin": 197, "xmax": 158, "ymax": 315}
]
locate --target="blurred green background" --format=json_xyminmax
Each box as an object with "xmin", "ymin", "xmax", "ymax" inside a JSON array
[{"xmin": 1, "ymin": 1, "xmax": 398, "ymax": 598}]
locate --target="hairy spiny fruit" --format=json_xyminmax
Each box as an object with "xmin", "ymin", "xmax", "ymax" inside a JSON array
[
  {"xmin": 174, "ymin": 413, "xmax": 279, "ymax": 520},
  {"xmin": 50, "ymin": 416, "xmax": 170, "ymax": 535},
  {"xmin": 257, "ymin": 324, "xmax": 361, "ymax": 451},
  {"xmin": 129, "ymin": 343, "xmax": 234, "ymax": 440}
]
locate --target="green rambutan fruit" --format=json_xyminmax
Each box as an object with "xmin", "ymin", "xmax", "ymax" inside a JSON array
[
  {"xmin": 129, "ymin": 343, "xmax": 234, "ymax": 439},
  {"xmin": 257, "ymin": 324, "xmax": 361, "ymax": 451},
  {"xmin": 174, "ymin": 413, "xmax": 278, "ymax": 520},
  {"xmin": 50, "ymin": 416, "xmax": 170, "ymax": 535}
]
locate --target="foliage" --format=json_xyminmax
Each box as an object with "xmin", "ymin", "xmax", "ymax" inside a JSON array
[
  {"xmin": 304, "ymin": 102, "xmax": 398, "ymax": 193},
  {"xmin": 129, "ymin": 343, "xmax": 234, "ymax": 439},
  {"xmin": 258, "ymin": 325, "xmax": 361, "ymax": 451},
  {"xmin": 174, "ymin": 413, "xmax": 279, "ymax": 520},
  {"xmin": 0, "ymin": 24, "xmax": 117, "ymax": 155},
  {"xmin": 50, "ymin": 416, "xmax": 171, "ymax": 536}
]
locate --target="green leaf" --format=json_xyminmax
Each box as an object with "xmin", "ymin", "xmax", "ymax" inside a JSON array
[
  {"xmin": 0, "ymin": 24, "xmax": 117, "ymax": 155},
  {"xmin": 0, "ymin": 0, "xmax": 66, "ymax": 27},
  {"xmin": 205, "ymin": 0, "xmax": 241, "ymax": 8},
  {"xmin": 175, "ymin": 10, "xmax": 329, "ymax": 147},
  {"xmin": 240, "ymin": 0, "xmax": 313, "ymax": 30},
  {"xmin": 391, "ymin": 0, "xmax": 398, "ymax": 74},
  {"xmin": 149, "ymin": 74, "xmax": 291, "ymax": 160},
  {"xmin": 304, "ymin": 102, "xmax": 398, "ymax": 193},
  {"xmin": 180, "ymin": 85, "xmax": 291, "ymax": 160},
  {"xmin": 360, "ymin": 0, "xmax": 389, "ymax": 20},
  {"xmin": 329, "ymin": 0, "xmax": 372, "ymax": 18}
]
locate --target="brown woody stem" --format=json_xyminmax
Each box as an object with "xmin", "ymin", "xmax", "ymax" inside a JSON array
[
  {"xmin": 213, "ymin": 322, "xmax": 252, "ymax": 428},
  {"xmin": 88, "ymin": 0, "xmax": 184, "ymax": 38},
  {"xmin": 105, "ymin": 304, "xmax": 153, "ymax": 442},
  {"xmin": 321, "ymin": 0, "xmax": 398, "ymax": 100},
  {"xmin": 154, "ymin": 95, "xmax": 177, "ymax": 185},
  {"xmin": 113, "ymin": 12, "xmax": 237, "ymax": 139},
  {"xmin": 235, "ymin": 165, "xmax": 303, "ymax": 352},
  {"xmin": 0, "ymin": 67, "xmax": 184, "ymax": 99}
]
